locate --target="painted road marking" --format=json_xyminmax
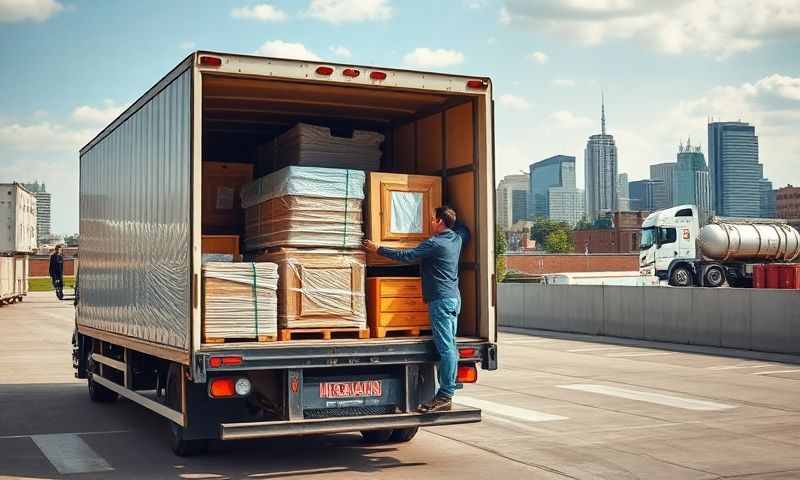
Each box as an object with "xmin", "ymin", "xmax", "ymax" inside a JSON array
[
  {"xmin": 31, "ymin": 433, "xmax": 113, "ymax": 475},
  {"xmin": 708, "ymin": 363, "xmax": 772, "ymax": 370},
  {"xmin": 558, "ymin": 384, "xmax": 736, "ymax": 411},
  {"xmin": 606, "ymin": 352, "xmax": 675, "ymax": 358},
  {"xmin": 567, "ymin": 346, "xmax": 629, "ymax": 353},
  {"xmin": 0, "ymin": 430, "xmax": 129, "ymax": 440},
  {"xmin": 455, "ymin": 396, "xmax": 568, "ymax": 423},
  {"xmin": 752, "ymin": 369, "xmax": 800, "ymax": 375}
]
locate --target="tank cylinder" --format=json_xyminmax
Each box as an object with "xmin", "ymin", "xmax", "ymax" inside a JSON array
[{"xmin": 697, "ymin": 222, "xmax": 800, "ymax": 262}]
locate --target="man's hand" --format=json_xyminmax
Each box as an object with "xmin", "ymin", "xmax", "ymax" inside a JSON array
[{"xmin": 362, "ymin": 239, "xmax": 379, "ymax": 253}]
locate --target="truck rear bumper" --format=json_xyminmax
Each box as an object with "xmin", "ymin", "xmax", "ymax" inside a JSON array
[{"xmin": 220, "ymin": 407, "xmax": 481, "ymax": 440}]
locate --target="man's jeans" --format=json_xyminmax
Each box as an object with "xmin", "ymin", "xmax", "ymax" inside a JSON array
[
  {"xmin": 428, "ymin": 297, "xmax": 461, "ymax": 399},
  {"xmin": 52, "ymin": 277, "xmax": 63, "ymax": 300}
]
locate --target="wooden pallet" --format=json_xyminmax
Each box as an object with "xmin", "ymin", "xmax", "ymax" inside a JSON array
[
  {"xmin": 371, "ymin": 326, "xmax": 432, "ymax": 338},
  {"xmin": 203, "ymin": 335, "xmax": 277, "ymax": 344},
  {"xmin": 279, "ymin": 327, "xmax": 370, "ymax": 341}
]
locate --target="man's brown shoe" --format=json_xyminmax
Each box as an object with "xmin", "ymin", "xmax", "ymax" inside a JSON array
[{"xmin": 418, "ymin": 394, "xmax": 452, "ymax": 413}]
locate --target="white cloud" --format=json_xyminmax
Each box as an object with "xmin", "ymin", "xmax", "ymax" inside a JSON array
[
  {"xmin": 498, "ymin": 6, "xmax": 511, "ymax": 25},
  {"xmin": 255, "ymin": 40, "xmax": 321, "ymax": 61},
  {"xmin": 305, "ymin": 0, "xmax": 392, "ymax": 24},
  {"xmin": 71, "ymin": 101, "xmax": 128, "ymax": 126},
  {"xmin": 501, "ymin": 0, "xmax": 800, "ymax": 59},
  {"xmin": 549, "ymin": 110, "xmax": 593, "ymax": 129},
  {"xmin": 0, "ymin": 122, "xmax": 93, "ymax": 152},
  {"xmin": 403, "ymin": 48, "xmax": 464, "ymax": 68},
  {"xmin": 329, "ymin": 45, "xmax": 352, "ymax": 58},
  {"xmin": 487, "ymin": 37, "xmax": 496, "ymax": 45},
  {"xmin": 498, "ymin": 94, "xmax": 531, "ymax": 111},
  {"xmin": 179, "ymin": 41, "xmax": 196, "ymax": 50},
  {"xmin": 465, "ymin": 0, "xmax": 487, "ymax": 8},
  {"xmin": 527, "ymin": 51, "xmax": 549, "ymax": 64},
  {"xmin": 231, "ymin": 4, "xmax": 288, "ymax": 22},
  {"xmin": 552, "ymin": 78, "xmax": 576, "ymax": 87},
  {"xmin": 0, "ymin": 0, "xmax": 62, "ymax": 23}
]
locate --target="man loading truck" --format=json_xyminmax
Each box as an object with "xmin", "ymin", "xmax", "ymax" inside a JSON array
[{"xmin": 363, "ymin": 206, "xmax": 470, "ymax": 413}]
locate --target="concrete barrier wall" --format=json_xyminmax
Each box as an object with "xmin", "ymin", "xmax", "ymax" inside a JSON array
[{"xmin": 498, "ymin": 283, "xmax": 800, "ymax": 355}]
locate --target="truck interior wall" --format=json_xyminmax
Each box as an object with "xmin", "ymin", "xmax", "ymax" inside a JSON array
[{"xmin": 200, "ymin": 74, "xmax": 484, "ymax": 339}]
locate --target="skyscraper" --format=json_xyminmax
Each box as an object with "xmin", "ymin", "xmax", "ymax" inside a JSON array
[
  {"xmin": 496, "ymin": 174, "xmax": 529, "ymax": 230},
  {"xmin": 548, "ymin": 187, "xmax": 585, "ymax": 226},
  {"xmin": 22, "ymin": 181, "xmax": 51, "ymax": 245},
  {"xmin": 759, "ymin": 178, "xmax": 776, "ymax": 218},
  {"xmin": 674, "ymin": 138, "xmax": 711, "ymax": 221},
  {"xmin": 529, "ymin": 155, "xmax": 575, "ymax": 219},
  {"xmin": 650, "ymin": 162, "xmax": 676, "ymax": 210},
  {"xmin": 617, "ymin": 173, "xmax": 630, "ymax": 211},
  {"xmin": 585, "ymin": 95, "xmax": 618, "ymax": 219},
  {"xmin": 629, "ymin": 179, "xmax": 664, "ymax": 212},
  {"xmin": 708, "ymin": 121, "xmax": 762, "ymax": 217}
]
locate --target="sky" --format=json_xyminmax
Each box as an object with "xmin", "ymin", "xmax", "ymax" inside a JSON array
[{"xmin": 1, "ymin": 0, "xmax": 799, "ymax": 235}]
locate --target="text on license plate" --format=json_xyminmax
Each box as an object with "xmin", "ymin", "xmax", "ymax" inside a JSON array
[{"xmin": 319, "ymin": 380, "xmax": 382, "ymax": 399}]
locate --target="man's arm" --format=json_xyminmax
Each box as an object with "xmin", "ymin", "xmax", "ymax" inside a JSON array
[
  {"xmin": 452, "ymin": 221, "xmax": 471, "ymax": 245},
  {"xmin": 377, "ymin": 238, "xmax": 438, "ymax": 264},
  {"xmin": 49, "ymin": 255, "xmax": 55, "ymax": 277}
]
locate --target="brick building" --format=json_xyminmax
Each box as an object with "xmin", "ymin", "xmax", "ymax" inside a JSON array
[
  {"xmin": 571, "ymin": 211, "xmax": 647, "ymax": 254},
  {"xmin": 776, "ymin": 185, "xmax": 800, "ymax": 227},
  {"xmin": 505, "ymin": 253, "xmax": 638, "ymax": 275}
]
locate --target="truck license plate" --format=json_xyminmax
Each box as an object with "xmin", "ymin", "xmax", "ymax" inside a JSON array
[{"xmin": 319, "ymin": 380, "xmax": 382, "ymax": 399}]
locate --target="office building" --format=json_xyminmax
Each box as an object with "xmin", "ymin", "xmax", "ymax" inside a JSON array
[
  {"xmin": 22, "ymin": 181, "xmax": 51, "ymax": 245},
  {"xmin": 585, "ymin": 96, "xmax": 618, "ymax": 219},
  {"xmin": 496, "ymin": 174, "xmax": 529, "ymax": 230},
  {"xmin": 708, "ymin": 121, "xmax": 763, "ymax": 217},
  {"xmin": 776, "ymin": 185, "xmax": 800, "ymax": 226},
  {"xmin": 629, "ymin": 179, "xmax": 665, "ymax": 212},
  {"xmin": 674, "ymin": 138, "xmax": 712, "ymax": 220},
  {"xmin": 759, "ymin": 178, "xmax": 776, "ymax": 218},
  {"xmin": 617, "ymin": 173, "xmax": 630, "ymax": 211},
  {"xmin": 548, "ymin": 187, "xmax": 585, "ymax": 227},
  {"xmin": 529, "ymin": 155, "xmax": 575, "ymax": 219},
  {"xmin": 650, "ymin": 162, "xmax": 675, "ymax": 210}
]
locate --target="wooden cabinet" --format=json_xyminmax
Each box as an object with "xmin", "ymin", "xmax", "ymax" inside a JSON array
[
  {"xmin": 367, "ymin": 277, "xmax": 430, "ymax": 337},
  {"xmin": 367, "ymin": 172, "xmax": 441, "ymax": 264}
]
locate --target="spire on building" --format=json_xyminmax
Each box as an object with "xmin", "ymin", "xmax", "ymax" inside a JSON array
[{"xmin": 601, "ymin": 91, "xmax": 606, "ymax": 136}]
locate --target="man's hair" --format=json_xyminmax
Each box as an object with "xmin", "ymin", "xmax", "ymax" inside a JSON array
[{"xmin": 435, "ymin": 206, "xmax": 457, "ymax": 229}]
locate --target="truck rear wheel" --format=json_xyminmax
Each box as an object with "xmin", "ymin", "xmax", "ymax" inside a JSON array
[
  {"xmin": 360, "ymin": 429, "xmax": 394, "ymax": 444},
  {"xmin": 703, "ymin": 265, "xmax": 725, "ymax": 288},
  {"xmin": 389, "ymin": 427, "xmax": 419, "ymax": 443},
  {"xmin": 166, "ymin": 364, "xmax": 207, "ymax": 457},
  {"xmin": 669, "ymin": 266, "xmax": 693, "ymax": 287}
]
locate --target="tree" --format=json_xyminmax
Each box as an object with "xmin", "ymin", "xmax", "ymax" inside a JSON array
[
  {"xmin": 574, "ymin": 216, "xmax": 593, "ymax": 230},
  {"xmin": 64, "ymin": 234, "xmax": 80, "ymax": 246},
  {"xmin": 544, "ymin": 229, "xmax": 573, "ymax": 253},
  {"xmin": 530, "ymin": 217, "xmax": 570, "ymax": 245},
  {"xmin": 495, "ymin": 225, "xmax": 508, "ymax": 282}
]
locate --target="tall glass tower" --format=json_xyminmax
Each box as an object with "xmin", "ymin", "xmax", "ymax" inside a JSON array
[
  {"xmin": 674, "ymin": 138, "xmax": 711, "ymax": 221},
  {"xmin": 585, "ymin": 96, "xmax": 618, "ymax": 219},
  {"xmin": 708, "ymin": 121, "xmax": 762, "ymax": 217},
  {"xmin": 529, "ymin": 155, "xmax": 575, "ymax": 219}
]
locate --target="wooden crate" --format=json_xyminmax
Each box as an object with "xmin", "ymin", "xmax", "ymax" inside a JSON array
[
  {"xmin": 202, "ymin": 235, "xmax": 240, "ymax": 259},
  {"xmin": 257, "ymin": 249, "xmax": 367, "ymax": 329},
  {"xmin": 366, "ymin": 172, "xmax": 441, "ymax": 265},
  {"xmin": 367, "ymin": 277, "xmax": 430, "ymax": 337},
  {"xmin": 202, "ymin": 162, "xmax": 253, "ymax": 234}
]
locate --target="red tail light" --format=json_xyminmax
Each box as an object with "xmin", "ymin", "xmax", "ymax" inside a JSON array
[
  {"xmin": 466, "ymin": 79, "xmax": 488, "ymax": 90},
  {"xmin": 209, "ymin": 378, "xmax": 235, "ymax": 398},
  {"xmin": 209, "ymin": 356, "xmax": 242, "ymax": 368},
  {"xmin": 370, "ymin": 71, "xmax": 387, "ymax": 80},
  {"xmin": 199, "ymin": 55, "xmax": 222, "ymax": 67},
  {"xmin": 342, "ymin": 68, "xmax": 360, "ymax": 77},
  {"xmin": 316, "ymin": 66, "xmax": 334, "ymax": 75},
  {"xmin": 459, "ymin": 348, "xmax": 477, "ymax": 358},
  {"xmin": 457, "ymin": 365, "xmax": 478, "ymax": 383}
]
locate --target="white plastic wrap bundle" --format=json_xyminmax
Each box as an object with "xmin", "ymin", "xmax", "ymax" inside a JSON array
[
  {"xmin": 203, "ymin": 262, "xmax": 279, "ymax": 341},
  {"xmin": 241, "ymin": 166, "xmax": 366, "ymax": 250}
]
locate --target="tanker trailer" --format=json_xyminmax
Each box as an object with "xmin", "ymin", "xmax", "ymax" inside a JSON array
[{"xmin": 639, "ymin": 205, "xmax": 800, "ymax": 287}]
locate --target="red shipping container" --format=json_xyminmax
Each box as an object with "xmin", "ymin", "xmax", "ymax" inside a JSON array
[
  {"xmin": 778, "ymin": 264, "xmax": 800, "ymax": 289},
  {"xmin": 752, "ymin": 264, "xmax": 767, "ymax": 288},
  {"xmin": 765, "ymin": 264, "xmax": 782, "ymax": 289}
]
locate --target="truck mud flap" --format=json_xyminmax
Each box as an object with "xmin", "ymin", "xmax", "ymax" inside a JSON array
[{"xmin": 219, "ymin": 407, "xmax": 481, "ymax": 441}]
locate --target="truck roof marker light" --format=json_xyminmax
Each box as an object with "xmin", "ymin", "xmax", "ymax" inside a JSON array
[
  {"xmin": 209, "ymin": 378, "xmax": 236, "ymax": 398},
  {"xmin": 370, "ymin": 71, "xmax": 387, "ymax": 80},
  {"xmin": 199, "ymin": 56, "xmax": 222, "ymax": 67},
  {"xmin": 457, "ymin": 365, "xmax": 478, "ymax": 384},
  {"xmin": 315, "ymin": 66, "xmax": 334, "ymax": 76},
  {"xmin": 466, "ymin": 79, "xmax": 488, "ymax": 90},
  {"xmin": 459, "ymin": 348, "xmax": 477, "ymax": 358},
  {"xmin": 342, "ymin": 68, "xmax": 360, "ymax": 78}
]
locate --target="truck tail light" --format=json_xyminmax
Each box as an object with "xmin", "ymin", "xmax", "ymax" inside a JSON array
[
  {"xmin": 342, "ymin": 68, "xmax": 360, "ymax": 77},
  {"xmin": 459, "ymin": 348, "xmax": 476, "ymax": 358},
  {"xmin": 315, "ymin": 66, "xmax": 334, "ymax": 76},
  {"xmin": 208, "ymin": 355, "xmax": 242, "ymax": 368},
  {"xmin": 209, "ymin": 378, "xmax": 235, "ymax": 398},
  {"xmin": 466, "ymin": 79, "xmax": 488, "ymax": 90},
  {"xmin": 199, "ymin": 55, "xmax": 222, "ymax": 67},
  {"xmin": 370, "ymin": 71, "xmax": 387, "ymax": 80},
  {"xmin": 457, "ymin": 365, "xmax": 478, "ymax": 383}
]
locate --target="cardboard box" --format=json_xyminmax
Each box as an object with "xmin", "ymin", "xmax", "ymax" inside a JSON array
[{"xmin": 202, "ymin": 162, "xmax": 253, "ymax": 234}]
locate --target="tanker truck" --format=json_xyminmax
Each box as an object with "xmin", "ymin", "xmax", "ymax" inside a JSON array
[{"xmin": 639, "ymin": 205, "xmax": 800, "ymax": 287}]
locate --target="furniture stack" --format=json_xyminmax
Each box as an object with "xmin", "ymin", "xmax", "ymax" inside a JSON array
[
  {"xmin": 202, "ymin": 262, "xmax": 279, "ymax": 343},
  {"xmin": 366, "ymin": 277, "xmax": 430, "ymax": 338}
]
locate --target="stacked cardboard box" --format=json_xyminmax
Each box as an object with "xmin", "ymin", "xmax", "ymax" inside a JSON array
[
  {"xmin": 202, "ymin": 262, "xmax": 278, "ymax": 343},
  {"xmin": 241, "ymin": 166, "xmax": 365, "ymax": 250},
  {"xmin": 202, "ymin": 162, "xmax": 253, "ymax": 235}
]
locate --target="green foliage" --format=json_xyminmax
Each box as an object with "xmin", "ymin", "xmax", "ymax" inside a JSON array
[
  {"xmin": 529, "ymin": 217, "xmax": 570, "ymax": 245},
  {"xmin": 63, "ymin": 234, "xmax": 80, "ymax": 246},
  {"xmin": 495, "ymin": 225, "xmax": 507, "ymax": 282},
  {"xmin": 574, "ymin": 216, "xmax": 593, "ymax": 230},
  {"xmin": 544, "ymin": 230, "xmax": 573, "ymax": 253}
]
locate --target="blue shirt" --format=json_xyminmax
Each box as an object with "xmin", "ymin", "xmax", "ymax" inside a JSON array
[{"xmin": 377, "ymin": 223, "xmax": 471, "ymax": 303}]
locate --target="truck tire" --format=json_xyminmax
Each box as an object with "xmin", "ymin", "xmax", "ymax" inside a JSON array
[
  {"xmin": 389, "ymin": 427, "xmax": 419, "ymax": 443},
  {"xmin": 361, "ymin": 429, "xmax": 394, "ymax": 444},
  {"xmin": 166, "ymin": 364, "xmax": 207, "ymax": 457},
  {"xmin": 669, "ymin": 266, "xmax": 694, "ymax": 287},
  {"xmin": 703, "ymin": 265, "xmax": 725, "ymax": 288},
  {"xmin": 87, "ymin": 348, "xmax": 118, "ymax": 403}
]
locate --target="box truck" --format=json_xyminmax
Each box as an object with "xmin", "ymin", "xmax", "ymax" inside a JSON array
[
  {"xmin": 73, "ymin": 51, "xmax": 497, "ymax": 455},
  {"xmin": 639, "ymin": 204, "xmax": 800, "ymax": 287}
]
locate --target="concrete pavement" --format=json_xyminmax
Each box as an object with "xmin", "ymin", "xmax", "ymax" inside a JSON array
[{"xmin": 2, "ymin": 292, "xmax": 800, "ymax": 479}]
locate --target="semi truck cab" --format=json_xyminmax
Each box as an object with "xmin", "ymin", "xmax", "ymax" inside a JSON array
[{"xmin": 639, "ymin": 205, "xmax": 699, "ymax": 280}]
